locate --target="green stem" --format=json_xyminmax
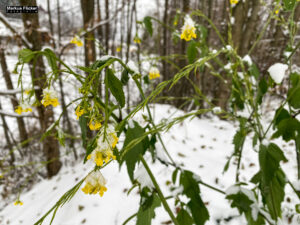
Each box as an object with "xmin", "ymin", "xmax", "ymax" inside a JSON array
[
  {"xmin": 140, "ymin": 156, "xmax": 180, "ymax": 225},
  {"xmin": 134, "ymin": 79, "xmax": 177, "ymax": 166}
]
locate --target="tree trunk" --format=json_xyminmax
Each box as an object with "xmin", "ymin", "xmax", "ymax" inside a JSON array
[
  {"xmin": 81, "ymin": 0, "xmax": 96, "ymax": 67},
  {"xmin": 20, "ymin": 0, "xmax": 61, "ymax": 178}
]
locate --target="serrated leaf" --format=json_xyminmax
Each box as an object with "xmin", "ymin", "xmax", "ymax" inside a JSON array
[
  {"xmin": 143, "ymin": 16, "xmax": 153, "ymax": 36},
  {"xmin": 106, "ymin": 68, "xmax": 125, "ymax": 108},
  {"xmin": 177, "ymin": 209, "xmax": 194, "ymax": 225},
  {"xmin": 259, "ymin": 143, "xmax": 287, "ymax": 185},
  {"xmin": 180, "ymin": 170, "xmax": 209, "ymax": 225},
  {"xmin": 187, "ymin": 41, "xmax": 197, "ymax": 64},
  {"xmin": 272, "ymin": 117, "xmax": 300, "ymax": 141},
  {"xmin": 136, "ymin": 193, "xmax": 161, "ymax": 225},
  {"xmin": 18, "ymin": 48, "xmax": 35, "ymax": 63}
]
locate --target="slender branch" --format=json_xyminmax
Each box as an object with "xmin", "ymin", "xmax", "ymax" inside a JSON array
[{"xmin": 0, "ymin": 12, "xmax": 31, "ymax": 48}]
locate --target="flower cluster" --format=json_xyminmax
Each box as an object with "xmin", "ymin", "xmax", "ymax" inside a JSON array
[
  {"xmin": 41, "ymin": 89, "xmax": 59, "ymax": 107},
  {"xmin": 82, "ymin": 170, "xmax": 107, "ymax": 197},
  {"xmin": 149, "ymin": 67, "xmax": 160, "ymax": 80},
  {"xmin": 14, "ymin": 200, "xmax": 23, "ymax": 206},
  {"xmin": 89, "ymin": 119, "xmax": 102, "ymax": 130},
  {"xmin": 15, "ymin": 102, "xmax": 32, "ymax": 115},
  {"xmin": 75, "ymin": 106, "xmax": 86, "ymax": 120},
  {"xmin": 70, "ymin": 36, "xmax": 83, "ymax": 47},
  {"xmin": 134, "ymin": 36, "xmax": 141, "ymax": 44},
  {"xmin": 87, "ymin": 125, "xmax": 118, "ymax": 167},
  {"xmin": 180, "ymin": 15, "xmax": 197, "ymax": 41}
]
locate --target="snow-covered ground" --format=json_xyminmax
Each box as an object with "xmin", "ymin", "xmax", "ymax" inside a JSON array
[{"xmin": 0, "ymin": 104, "xmax": 299, "ymax": 225}]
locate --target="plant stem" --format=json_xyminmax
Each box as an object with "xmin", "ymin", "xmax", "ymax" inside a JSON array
[
  {"xmin": 140, "ymin": 155, "xmax": 180, "ymax": 225},
  {"xmin": 134, "ymin": 79, "xmax": 177, "ymax": 166}
]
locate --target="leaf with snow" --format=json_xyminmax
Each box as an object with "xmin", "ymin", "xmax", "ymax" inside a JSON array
[{"xmin": 267, "ymin": 63, "xmax": 288, "ymax": 84}]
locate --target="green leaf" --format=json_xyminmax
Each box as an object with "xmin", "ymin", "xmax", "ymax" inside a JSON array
[
  {"xmin": 256, "ymin": 77, "xmax": 268, "ymax": 104},
  {"xmin": 288, "ymin": 73, "xmax": 300, "ymax": 109},
  {"xmin": 18, "ymin": 48, "xmax": 35, "ymax": 63},
  {"xmin": 84, "ymin": 137, "xmax": 97, "ymax": 163},
  {"xmin": 187, "ymin": 41, "xmax": 197, "ymax": 64},
  {"xmin": 143, "ymin": 16, "xmax": 153, "ymax": 36},
  {"xmin": 121, "ymin": 69, "xmax": 130, "ymax": 85},
  {"xmin": 43, "ymin": 48, "xmax": 58, "ymax": 73},
  {"xmin": 226, "ymin": 187, "xmax": 254, "ymax": 213},
  {"xmin": 177, "ymin": 209, "xmax": 194, "ymax": 225},
  {"xmin": 121, "ymin": 121, "xmax": 148, "ymax": 180},
  {"xmin": 249, "ymin": 64, "xmax": 260, "ymax": 79},
  {"xmin": 272, "ymin": 117, "xmax": 300, "ymax": 141},
  {"xmin": 136, "ymin": 193, "xmax": 161, "ymax": 225},
  {"xmin": 180, "ymin": 170, "xmax": 209, "ymax": 225},
  {"xmin": 106, "ymin": 68, "xmax": 125, "ymax": 108},
  {"xmin": 259, "ymin": 143, "xmax": 287, "ymax": 185},
  {"xmin": 264, "ymin": 170, "xmax": 286, "ymax": 220},
  {"xmin": 273, "ymin": 107, "xmax": 290, "ymax": 128},
  {"xmin": 283, "ymin": 0, "xmax": 296, "ymax": 10}
]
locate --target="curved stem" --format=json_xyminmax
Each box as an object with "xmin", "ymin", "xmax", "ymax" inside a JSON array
[{"xmin": 140, "ymin": 156, "xmax": 180, "ymax": 225}]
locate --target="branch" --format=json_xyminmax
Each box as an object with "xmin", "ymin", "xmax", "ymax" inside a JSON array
[
  {"xmin": 0, "ymin": 12, "xmax": 31, "ymax": 49},
  {"xmin": 0, "ymin": 110, "xmax": 37, "ymax": 118},
  {"xmin": 0, "ymin": 86, "xmax": 40, "ymax": 95}
]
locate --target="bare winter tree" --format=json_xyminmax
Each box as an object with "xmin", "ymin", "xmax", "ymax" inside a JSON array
[{"xmin": 20, "ymin": 0, "xmax": 61, "ymax": 178}]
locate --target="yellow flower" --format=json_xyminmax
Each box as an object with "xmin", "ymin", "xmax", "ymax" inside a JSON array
[
  {"xmin": 82, "ymin": 170, "xmax": 107, "ymax": 197},
  {"xmin": 116, "ymin": 46, "xmax": 122, "ymax": 52},
  {"xmin": 14, "ymin": 200, "xmax": 23, "ymax": 206},
  {"xmin": 134, "ymin": 36, "xmax": 141, "ymax": 44},
  {"xmin": 87, "ymin": 125, "xmax": 118, "ymax": 166},
  {"xmin": 149, "ymin": 67, "xmax": 160, "ymax": 80},
  {"xmin": 230, "ymin": 0, "xmax": 239, "ymax": 4},
  {"xmin": 75, "ymin": 106, "xmax": 85, "ymax": 120},
  {"xmin": 180, "ymin": 15, "xmax": 197, "ymax": 41},
  {"xmin": 89, "ymin": 120, "xmax": 102, "ymax": 130},
  {"xmin": 70, "ymin": 36, "xmax": 83, "ymax": 47},
  {"xmin": 24, "ymin": 89, "xmax": 31, "ymax": 95},
  {"xmin": 15, "ymin": 103, "xmax": 32, "ymax": 115},
  {"xmin": 275, "ymin": 9, "xmax": 279, "ymax": 14},
  {"xmin": 0, "ymin": 173, "xmax": 3, "ymax": 179},
  {"xmin": 41, "ymin": 89, "xmax": 59, "ymax": 107}
]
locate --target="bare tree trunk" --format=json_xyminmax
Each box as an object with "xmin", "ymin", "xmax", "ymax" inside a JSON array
[
  {"xmin": 81, "ymin": 0, "xmax": 96, "ymax": 67},
  {"xmin": 20, "ymin": 0, "xmax": 61, "ymax": 178},
  {"xmin": 0, "ymin": 45, "xmax": 28, "ymax": 145},
  {"xmin": 162, "ymin": 0, "xmax": 169, "ymax": 78},
  {"xmin": 47, "ymin": 0, "xmax": 55, "ymax": 48},
  {"xmin": 105, "ymin": 0, "xmax": 110, "ymax": 53}
]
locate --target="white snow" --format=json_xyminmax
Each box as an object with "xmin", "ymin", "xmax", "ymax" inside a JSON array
[
  {"xmin": 242, "ymin": 55, "xmax": 253, "ymax": 66},
  {"xmin": 267, "ymin": 63, "xmax": 288, "ymax": 84}
]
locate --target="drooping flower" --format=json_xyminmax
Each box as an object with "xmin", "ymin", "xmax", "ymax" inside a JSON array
[
  {"xmin": 87, "ymin": 125, "xmax": 118, "ymax": 166},
  {"xmin": 41, "ymin": 89, "xmax": 59, "ymax": 107},
  {"xmin": 82, "ymin": 170, "xmax": 107, "ymax": 197},
  {"xmin": 180, "ymin": 15, "xmax": 197, "ymax": 41},
  {"xmin": 149, "ymin": 67, "xmax": 160, "ymax": 80},
  {"xmin": 15, "ymin": 102, "xmax": 32, "ymax": 115},
  {"xmin": 116, "ymin": 46, "xmax": 122, "ymax": 52},
  {"xmin": 75, "ymin": 106, "xmax": 85, "ymax": 120},
  {"xmin": 14, "ymin": 200, "xmax": 23, "ymax": 206},
  {"xmin": 230, "ymin": 0, "xmax": 239, "ymax": 4},
  {"xmin": 89, "ymin": 119, "xmax": 102, "ymax": 130},
  {"xmin": 70, "ymin": 36, "xmax": 83, "ymax": 47},
  {"xmin": 133, "ymin": 36, "xmax": 141, "ymax": 44}
]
